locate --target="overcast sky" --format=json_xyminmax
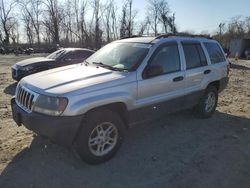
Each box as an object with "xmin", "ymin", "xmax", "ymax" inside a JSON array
[{"xmin": 133, "ymin": 0, "xmax": 250, "ymax": 34}]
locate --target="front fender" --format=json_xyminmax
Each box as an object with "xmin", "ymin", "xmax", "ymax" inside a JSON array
[{"xmin": 63, "ymin": 92, "xmax": 134, "ymax": 116}]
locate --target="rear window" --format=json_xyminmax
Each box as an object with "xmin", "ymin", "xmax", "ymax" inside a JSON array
[{"xmin": 204, "ymin": 43, "xmax": 226, "ymax": 64}]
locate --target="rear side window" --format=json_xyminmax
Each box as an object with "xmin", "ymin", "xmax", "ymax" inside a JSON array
[
  {"xmin": 204, "ymin": 43, "xmax": 226, "ymax": 64},
  {"xmin": 150, "ymin": 43, "xmax": 180, "ymax": 74},
  {"xmin": 182, "ymin": 43, "xmax": 207, "ymax": 69},
  {"xmin": 71, "ymin": 50, "xmax": 93, "ymax": 59}
]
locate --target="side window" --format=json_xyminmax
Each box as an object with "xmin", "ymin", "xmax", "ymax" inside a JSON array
[
  {"xmin": 204, "ymin": 42, "xmax": 226, "ymax": 64},
  {"xmin": 150, "ymin": 43, "xmax": 180, "ymax": 74},
  {"xmin": 78, "ymin": 50, "xmax": 93, "ymax": 59},
  {"xmin": 64, "ymin": 52, "xmax": 76, "ymax": 60},
  {"xmin": 72, "ymin": 51, "xmax": 85, "ymax": 59},
  {"xmin": 65, "ymin": 51, "xmax": 91, "ymax": 60},
  {"xmin": 182, "ymin": 43, "xmax": 207, "ymax": 70}
]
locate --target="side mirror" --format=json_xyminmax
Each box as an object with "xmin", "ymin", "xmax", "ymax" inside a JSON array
[{"xmin": 143, "ymin": 65, "xmax": 164, "ymax": 79}]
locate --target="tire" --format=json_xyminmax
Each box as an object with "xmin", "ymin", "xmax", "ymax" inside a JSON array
[
  {"xmin": 194, "ymin": 85, "xmax": 218, "ymax": 118},
  {"xmin": 74, "ymin": 109, "xmax": 125, "ymax": 164}
]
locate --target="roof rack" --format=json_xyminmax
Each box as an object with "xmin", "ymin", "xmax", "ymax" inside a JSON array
[
  {"xmin": 121, "ymin": 35, "xmax": 142, "ymax": 39},
  {"xmin": 155, "ymin": 33, "xmax": 213, "ymax": 40}
]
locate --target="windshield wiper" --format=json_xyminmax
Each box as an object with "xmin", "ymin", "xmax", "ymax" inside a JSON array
[{"xmin": 92, "ymin": 62, "xmax": 127, "ymax": 72}]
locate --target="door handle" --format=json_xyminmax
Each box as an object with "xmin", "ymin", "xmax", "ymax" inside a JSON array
[
  {"xmin": 173, "ymin": 76, "xmax": 184, "ymax": 82},
  {"xmin": 204, "ymin": 70, "xmax": 211, "ymax": 74}
]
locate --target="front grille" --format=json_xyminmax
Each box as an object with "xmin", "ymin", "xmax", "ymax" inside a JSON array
[{"xmin": 16, "ymin": 85, "xmax": 36, "ymax": 112}]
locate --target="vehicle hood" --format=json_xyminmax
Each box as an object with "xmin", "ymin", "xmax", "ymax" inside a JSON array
[
  {"xmin": 21, "ymin": 64, "xmax": 132, "ymax": 95},
  {"xmin": 16, "ymin": 57, "xmax": 55, "ymax": 67}
]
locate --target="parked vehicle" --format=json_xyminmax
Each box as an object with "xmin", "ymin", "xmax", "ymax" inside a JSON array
[
  {"xmin": 14, "ymin": 47, "xmax": 34, "ymax": 56},
  {"xmin": 11, "ymin": 48, "xmax": 95, "ymax": 81},
  {"xmin": 11, "ymin": 35, "xmax": 229, "ymax": 164}
]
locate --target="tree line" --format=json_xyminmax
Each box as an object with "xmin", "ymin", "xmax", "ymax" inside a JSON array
[
  {"xmin": 212, "ymin": 16, "xmax": 250, "ymax": 48},
  {"xmin": 0, "ymin": 0, "xmax": 177, "ymax": 51}
]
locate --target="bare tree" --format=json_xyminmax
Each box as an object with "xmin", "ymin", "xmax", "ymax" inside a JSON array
[
  {"xmin": 0, "ymin": 0, "xmax": 180, "ymax": 49},
  {"xmin": 22, "ymin": 9, "xmax": 34, "ymax": 45},
  {"xmin": 158, "ymin": 0, "xmax": 170, "ymax": 32},
  {"xmin": 91, "ymin": 0, "xmax": 103, "ymax": 48},
  {"xmin": 62, "ymin": 0, "xmax": 74, "ymax": 44},
  {"xmin": 147, "ymin": 0, "xmax": 160, "ymax": 35},
  {"xmin": 228, "ymin": 16, "xmax": 245, "ymax": 38},
  {"xmin": 9, "ymin": 18, "xmax": 19, "ymax": 45},
  {"xmin": 120, "ymin": 3, "xmax": 127, "ymax": 38},
  {"xmin": 103, "ymin": 0, "xmax": 118, "ymax": 42},
  {"xmin": 79, "ymin": 0, "xmax": 89, "ymax": 46},
  {"xmin": 120, "ymin": 0, "xmax": 136, "ymax": 38},
  {"xmin": 0, "ymin": 0, "xmax": 16, "ymax": 45},
  {"xmin": 104, "ymin": 0, "xmax": 112, "ymax": 42},
  {"xmin": 42, "ymin": 0, "xmax": 63, "ymax": 45},
  {"xmin": 138, "ymin": 17, "xmax": 150, "ymax": 36},
  {"xmin": 244, "ymin": 17, "xmax": 250, "ymax": 35},
  {"xmin": 110, "ymin": 2, "xmax": 118, "ymax": 40},
  {"xmin": 19, "ymin": 0, "xmax": 42, "ymax": 46},
  {"xmin": 127, "ymin": 0, "xmax": 133, "ymax": 37}
]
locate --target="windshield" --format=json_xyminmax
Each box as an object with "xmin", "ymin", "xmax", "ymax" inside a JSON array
[
  {"xmin": 47, "ymin": 49, "xmax": 67, "ymax": 60},
  {"xmin": 86, "ymin": 42, "xmax": 151, "ymax": 71}
]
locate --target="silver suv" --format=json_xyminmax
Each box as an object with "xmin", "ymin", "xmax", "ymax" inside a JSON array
[{"xmin": 11, "ymin": 35, "xmax": 229, "ymax": 164}]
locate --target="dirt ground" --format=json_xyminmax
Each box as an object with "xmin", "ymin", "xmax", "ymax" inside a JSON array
[{"xmin": 0, "ymin": 55, "xmax": 249, "ymax": 188}]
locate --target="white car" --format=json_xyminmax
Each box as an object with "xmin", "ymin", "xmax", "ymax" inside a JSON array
[{"xmin": 11, "ymin": 34, "xmax": 229, "ymax": 164}]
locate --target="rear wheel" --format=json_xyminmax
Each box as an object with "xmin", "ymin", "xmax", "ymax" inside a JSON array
[
  {"xmin": 74, "ymin": 109, "xmax": 125, "ymax": 164},
  {"xmin": 194, "ymin": 85, "xmax": 218, "ymax": 118}
]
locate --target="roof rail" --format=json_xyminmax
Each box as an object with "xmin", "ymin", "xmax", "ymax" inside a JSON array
[
  {"xmin": 121, "ymin": 35, "xmax": 141, "ymax": 39},
  {"xmin": 155, "ymin": 33, "xmax": 212, "ymax": 40}
]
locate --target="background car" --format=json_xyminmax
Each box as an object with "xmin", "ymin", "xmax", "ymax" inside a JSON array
[{"xmin": 11, "ymin": 48, "xmax": 95, "ymax": 81}]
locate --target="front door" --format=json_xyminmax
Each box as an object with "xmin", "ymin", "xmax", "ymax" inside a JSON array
[{"xmin": 134, "ymin": 42, "xmax": 185, "ymax": 122}]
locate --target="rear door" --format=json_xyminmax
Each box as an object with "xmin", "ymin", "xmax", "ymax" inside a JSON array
[{"xmin": 181, "ymin": 41, "xmax": 210, "ymax": 107}]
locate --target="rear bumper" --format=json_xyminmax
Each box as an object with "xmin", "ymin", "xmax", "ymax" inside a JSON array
[
  {"xmin": 11, "ymin": 98, "xmax": 83, "ymax": 147},
  {"xmin": 219, "ymin": 77, "xmax": 229, "ymax": 92}
]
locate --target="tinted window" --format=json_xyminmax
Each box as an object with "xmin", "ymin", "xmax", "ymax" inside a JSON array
[
  {"xmin": 150, "ymin": 43, "xmax": 180, "ymax": 74},
  {"xmin": 204, "ymin": 42, "xmax": 226, "ymax": 64},
  {"xmin": 182, "ymin": 43, "xmax": 207, "ymax": 69},
  {"xmin": 72, "ymin": 50, "xmax": 93, "ymax": 59},
  {"xmin": 66, "ymin": 51, "xmax": 83, "ymax": 60}
]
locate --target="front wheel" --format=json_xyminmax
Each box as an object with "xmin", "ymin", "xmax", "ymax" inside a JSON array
[
  {"xmin": 74, "ymin": 109, "xmax": 125, "ymax": 164},
  {"xmin": 194, "ymin": 85, "xmax": 218, "ymax": 118}
]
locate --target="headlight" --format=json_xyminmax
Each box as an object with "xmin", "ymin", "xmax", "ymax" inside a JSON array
[
  {"xmin": 33, "ymin": 95, "xmax": 68, "ymax": 116},
  {"xmin": 20, "ymin": 66, "xmax": 33, "ymax": 71}
]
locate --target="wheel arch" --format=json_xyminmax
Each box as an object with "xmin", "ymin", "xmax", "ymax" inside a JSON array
[
  {"xmin": 207, "ymin": 80, "xmax": 220, "ymax": 91},
  {"xmin": 85, "ymin": 102, "xmax": 129, "ymax": 128}
]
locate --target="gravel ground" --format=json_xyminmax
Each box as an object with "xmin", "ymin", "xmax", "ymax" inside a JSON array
[{"xmin": 0, "ymin": 55, "xmax": 250, "ymax": 188}]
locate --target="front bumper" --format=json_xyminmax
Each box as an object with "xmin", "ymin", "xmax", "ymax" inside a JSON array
[{"xmin": 11, "ymin": 98, "xmax": 83, "ymax": 147}]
